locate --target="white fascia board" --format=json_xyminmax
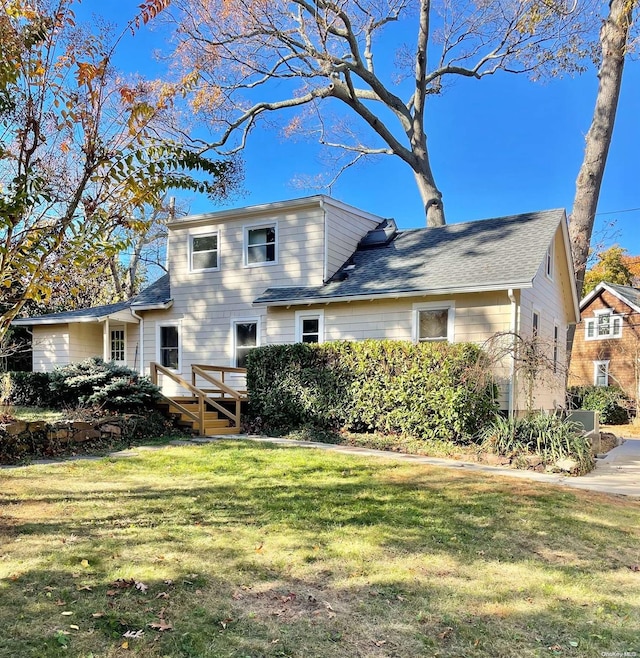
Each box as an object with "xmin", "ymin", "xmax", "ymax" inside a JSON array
[
  {"xmin": 167, "ymin": 195, "xmax": 327, "ymax": 230},
  {"xmin": 168, "ymin": 195, "xmax": 386, "ymax": 231},
  {"xmin": 129, "ymin": 301, "xmax": 173, "ymax": 311},
  {"xmin": 254, "ymin": 282, "xmax": 533, "ymax": 307},
  {"xmin": 580, "ymin": 281, "xmax": 640, "ymax": 314},
  {"xmin": 557, "ymin": 213, "xmax": 581, "ymax": 321}
]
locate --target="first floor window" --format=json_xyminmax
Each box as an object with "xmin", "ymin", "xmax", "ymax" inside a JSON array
[
  {"xmin": 532, "ymin": 311, "xmax": 540, "ymax": 339},
  {"xmin": 110, "ymin": 328, "xmax": 125, "ymax": 363},
  {"xmin": 234, "ymin": 321, "xmax": 257, "ymax": 368},
  {"xmin": 295, "ymin": 310, "xmax": 324, "ymax": 344},
  {"xmin": 245, "ymin": 225, "xmax": 276, "ymax": 265},
  {"xmin": 159, "ymin": 325, "xmax": 179, "ymax": 370},
  {"xmin": 594, "ymin": 360, "xmax": 609, "ymax": 387},
  {"xmin": 413, "ymin": 303, "xmax": 454, "ymax": 343}
]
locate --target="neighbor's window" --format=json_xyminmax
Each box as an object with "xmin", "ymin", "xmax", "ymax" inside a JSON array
[
  {"xmin": 413, "ymin": 303, "xmax": 454, "ymax": 343},
  {"xmin": 190, "ymin": 233, "xmax": 219, "ymax": 271},
  {"xmin": 234, "ymin": 321, "xmax": 257, "ymax": 368},
  {"xmin": 110, "ymin": 328, "xmax": 125, "ymax": 363},
  {"xmin": 594, "ymin": 360, "xmax": 609, "ymax": 387},
  {"xmin": 295, "ymin": 310, "xmax": 324, "ymax": 344},
  {"xmin": 159, "ymin": 325, "xmax": 179, "ymax": 370},
  {"xmin": 585, "ymin": 311, "xmax": 622, "ymax": 340},
  {"xmin": 245, "ymin": 225, "xmax": 276, "ymax": 265}
]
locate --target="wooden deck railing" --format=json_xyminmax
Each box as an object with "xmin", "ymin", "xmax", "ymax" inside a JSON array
[{"xmin": 150, "ymin": 363, "xmax": 248, "ymax": 435}]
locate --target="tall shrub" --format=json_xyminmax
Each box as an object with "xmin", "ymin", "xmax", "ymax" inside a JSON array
[
  {"xmin": 246, "ymin": 340, "xmax": 497, "ymax": 441},
  {"xmin": 0, "ymin": 372, "xmax": 55, "ymax": 407}
]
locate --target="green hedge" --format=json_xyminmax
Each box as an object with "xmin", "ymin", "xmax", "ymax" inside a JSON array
[
  {"xmin": 568, "ymin": 385, "xmax": 629, "ymax": 425},
  {"xmin": 0, "ymin": 371, "xmax": 56, "ymax": 407},
  {"xmin": 246, "ymin": 340, "xmax": 498, "ymax": 442}
]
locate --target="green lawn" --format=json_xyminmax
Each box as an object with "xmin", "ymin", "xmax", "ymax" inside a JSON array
[{"xmin": 1, "ymin": 441, "xmax": 639, "ymax": 658}]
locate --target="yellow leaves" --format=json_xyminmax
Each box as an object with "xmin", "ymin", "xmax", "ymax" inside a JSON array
[{"xmin": 75, "ymin": 59, "xmax": 107, "ymax": 88}]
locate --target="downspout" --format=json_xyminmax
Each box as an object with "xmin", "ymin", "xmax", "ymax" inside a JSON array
[
  {"xmin": 131, "ymin": 309, "xmax": 144, "ymax": 375},
  {"xmin": 508, "ymin": 289, "xmax": 518, "ymax": 419},
  {"xmin": 320, "ymin": 196, "xmax": 328, "ymax": 283}
]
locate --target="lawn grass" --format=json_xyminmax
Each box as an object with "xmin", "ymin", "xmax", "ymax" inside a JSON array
[
  {"xmin": 3, "ymin": 406, "xmax": 65, "ymax": 423},
  {"xmin": 1, "ymin": 440, "xmax": 639, "ymax": 657}
]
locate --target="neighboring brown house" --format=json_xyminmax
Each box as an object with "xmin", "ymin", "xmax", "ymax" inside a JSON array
[{"xmin": 569, "ymin": 282, "xmax": 640, "ymax": 398}]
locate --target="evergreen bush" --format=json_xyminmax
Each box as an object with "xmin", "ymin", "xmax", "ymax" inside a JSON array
[
  {"xmin": 246, "ymin": 340, "xmax": 497, "ymax": 442},
  {"xmin": 567, "ymin": 385, "xmax": 629, "ymax": 425},
  {"xmin": 0, "ymin": 371, "xmax": 55, "ymax": 407},
  {"xmin": 49, "ymin": 357, "xmax": 160, "ymax": 412}
]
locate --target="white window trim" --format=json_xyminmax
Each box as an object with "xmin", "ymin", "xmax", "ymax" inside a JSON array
[
  {"xmin": 593, "ymin": 360, "xmax": 610, "ymax": 387},
  {"xmin": 412, "ymin": 301, "xmax": 455, "ymax": 343},
  {"xmin": 156, "ymin": 320, "xmax": 182, "ymax": 374},
  {"xmin": 189, "ymin": 231, "xmax": 220, "ymax": 273},
  {"xmin": 532, "ymin": 308, "xmax": 541, "ymax": 339},
  {"xmin": 243, "ymin": 221, "xmax": 278, "ymax": 268},
  {"xmin": 545, "ymin": 240, "xmax": 554, "ymax": 280},
  {"xmin": 585, "ymin": 310, "xmax": 623, "ymax": 341},
  {"xmin": 110, "ymin": 326, "xmax": 127, "ymax": 365},
  {"xmin": 231, "ymin": 317, "xmax": 261, "ymax": 367},
  {"xmin": 295, "ymin": 309, "xmax": 325, "ymax": 344}
]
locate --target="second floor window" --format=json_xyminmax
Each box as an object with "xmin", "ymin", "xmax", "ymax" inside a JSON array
[
  {"xmin": 245, "ymin": 225, "xmax": 276, "ymax": 265},
  {"xmin": 585, "ymin": 311, "xmax": 622, "ymax": 340},
  {"xmin": 190, "ymin": 233, "xmax": 219, "ymax": 272}
]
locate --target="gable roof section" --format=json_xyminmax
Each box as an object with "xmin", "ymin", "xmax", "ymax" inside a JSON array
[
  {"xmin": 255, "ymin": 209, "xmax": 568, "ymax": 305},
  {"xmin": 12, "ymin": 274, "xmax": 172, "ymax": 326},
  {"xmin": 580, "ymin": 281, "xmax": 640, "ymax": 314}
]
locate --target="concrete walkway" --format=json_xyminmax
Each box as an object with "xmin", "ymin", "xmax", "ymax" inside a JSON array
[{"xmin": 8, "ymin": 433, "xmax": 640, "ymax": 499}]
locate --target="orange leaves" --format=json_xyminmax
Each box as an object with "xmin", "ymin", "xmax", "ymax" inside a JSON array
[
  {"xmin": 75, "ymin": 59, "xmax": 106, "ymax": 88},
  {"xmin": 133, "ymin": 0, "xmax": 171, "ymax": 30}
]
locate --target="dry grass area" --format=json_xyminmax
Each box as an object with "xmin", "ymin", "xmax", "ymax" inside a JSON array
[
  {"xmin": 603, "ymin": 423, "xmax": 640, "ymax": 439},
  {"xmin": 1, "ymin": 441, "xmax": 639, "ymax": 657}
]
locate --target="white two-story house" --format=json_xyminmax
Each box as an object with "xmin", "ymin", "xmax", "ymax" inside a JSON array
[{"xmin": 15, "ymin": 195, "xmax": 579, "ymax": 416}]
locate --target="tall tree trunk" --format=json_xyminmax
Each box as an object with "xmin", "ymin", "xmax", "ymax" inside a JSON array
[
  {"xmin": 413, "ymin": 164, "xmax": 445, "ymax": 227},
  {"xmin": 566, "ymin": 0, "xmax": 634, "ymax": 371},
  {"xmin": 569, "ymin": 0, "xmax": 633, "ymax": 298}
]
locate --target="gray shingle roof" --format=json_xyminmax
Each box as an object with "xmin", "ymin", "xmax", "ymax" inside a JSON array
[
  {"xmin": 255, "ymin": 209, "xmax": 565, "ymax": 305},
  {"xmin": 600, "ymin": 283, "xmax": 640, "ymax": 312},
  {"xmin": 13, "ymin": 274, "xmax": 172, "ymax": 325}
]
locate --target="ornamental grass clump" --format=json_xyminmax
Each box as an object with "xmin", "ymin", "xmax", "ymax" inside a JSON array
[{"xmin": 480, "ymin": 413, "xmax": 594, "ymax": 474}]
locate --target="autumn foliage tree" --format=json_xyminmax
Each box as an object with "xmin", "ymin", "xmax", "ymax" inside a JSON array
[
  {"xmin": 0, "ymin": 0, "xmax": 239, "ymax": 342},
  {"xmin": 163, "ymin": 0, "xmax": 596, "ymax": 226}
]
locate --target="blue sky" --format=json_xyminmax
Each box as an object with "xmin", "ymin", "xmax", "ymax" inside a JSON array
[{"xmin": 89, "ymin": 2, "xmax": 640, "ymax": 257}]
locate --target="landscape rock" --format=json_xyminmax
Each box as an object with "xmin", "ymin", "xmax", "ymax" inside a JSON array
[
  {"xmin": 4, "ymin": 421, "xmax": 27, "ymax": 435},
  {"xmin": 100, "ymin": 424, "xmax": 122, "ymax": 436},
  {"xmin": 482, "ymin": 453, "xmax": 511, "ymax": 466},
  {"xmin": 555, "ymin": 458, "xmax": 578, "ymax": 473}
]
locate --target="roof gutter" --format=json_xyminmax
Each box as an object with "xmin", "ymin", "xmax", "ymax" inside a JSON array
[
  {"xmin": 130, "ymin": 301, "xmax": 173, "ymax": 311},
  {"xmin": 254, "ymin": 281, "xmax": 534, "ymax": 307}
]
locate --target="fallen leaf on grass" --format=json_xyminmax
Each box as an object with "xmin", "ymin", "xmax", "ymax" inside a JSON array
[
  {"xmin": 219, "ymin": 618, "xmax": 233, "ymax": 630},
  {"xmin": 123, "ymin": 630, "xmax": 144, "ymax": 639},
  {"xmin": 155, "ymin": 592, "xmax": 169, "ymax": 599},
  {"xmin": 628, "ymin": 565, "xmax": 640, "ymax": 572},
  {"xmin": 255, "ymin": 543, "xmax": 264, "ymax": 553},
  {"xmin": 80, "ymin": 559, "xmax": 90, "ymax": 568},
  {"xmin": 372, "ymin": 640, "xmax": 386, "ymax": 647},
  {"xmin": 44, "ymin": 586, "xmax": 56, "ymax": 592},
  {"xmin": 121, "ymin": 640, "xmax": 129, "ymax": 649},
  {"xmin": 55, "ymin": 599, "xmax": 66, "ymax": 606},
  {"xmin": 106, "ymin": 590, "xmax": 118, "ymax": 597},
  {"xmin": 148, "ymin": 621, "xmax": 173, "ymax": 632},
  {"xmin": 91, "ymin": 612, "xmax": 104, "ymax": 618},
  {"xmin": 69, "ymin": 625, "xmax": 79, "ymax": 631},
  {"xmin": 135, "ymin": 581, "xmax": 148, "ymax": 593},
  {"xmin": 438, "ymin": 627, "xmax": 453, "ymax": 640},
  {"xmin": 61, "ymin": 611, "xmax": 73, "ymax": 616},
  {"xmin": 77, "ymin": 585, "xmax": 92, "ymax": 591}
]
